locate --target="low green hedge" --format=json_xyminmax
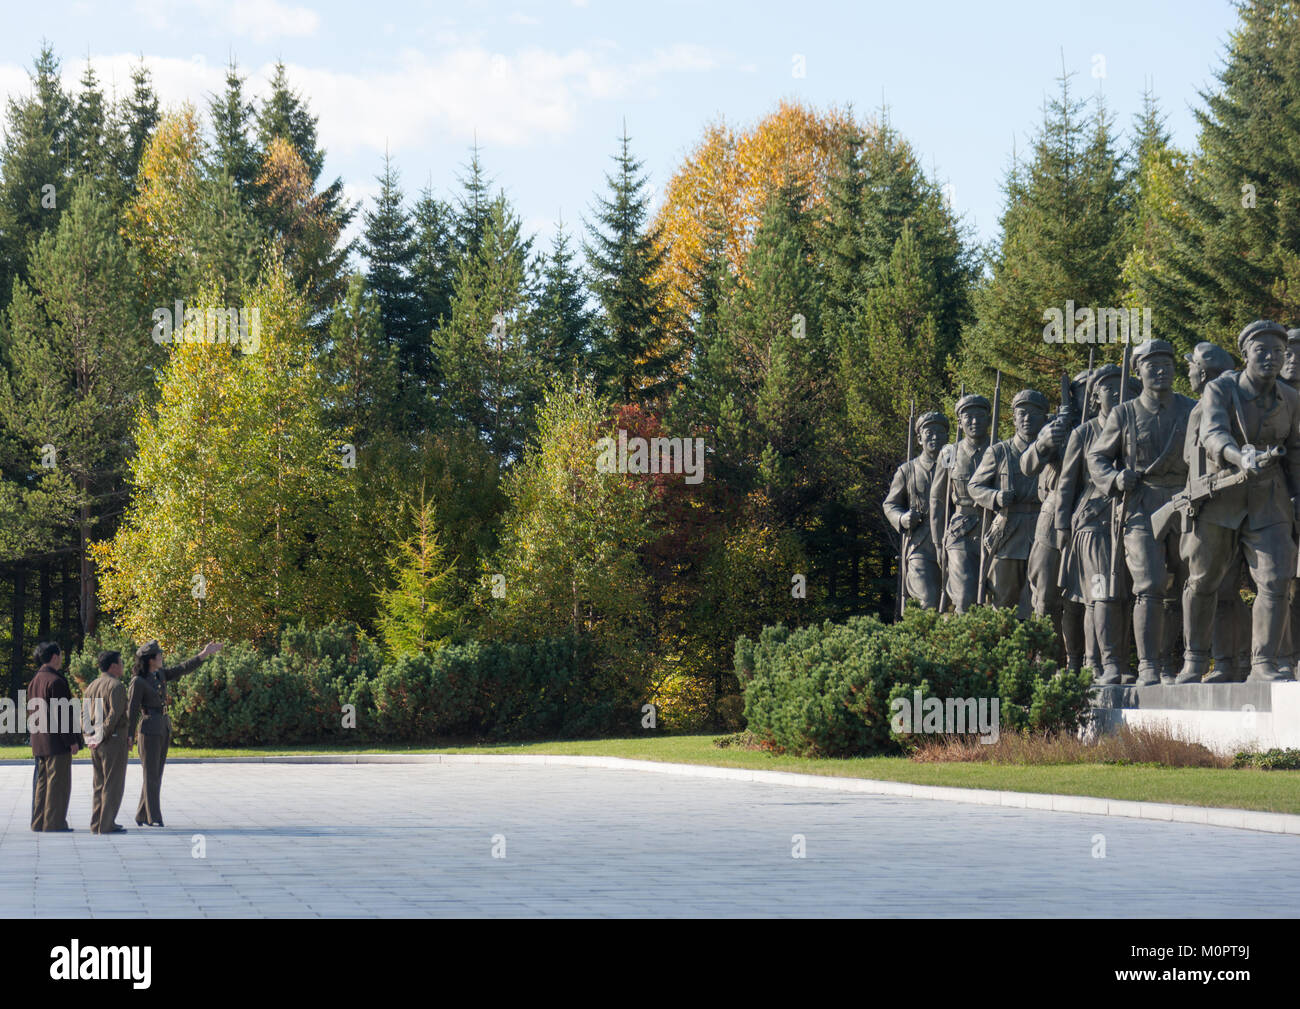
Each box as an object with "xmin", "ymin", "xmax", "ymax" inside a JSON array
[
  {"xmin": 736, "ymin": 606, "xmax": 1093, "ymax": 757},
  {"xmin": 162, "ymin": 623, "xmax": 631, "ymax": 746}
]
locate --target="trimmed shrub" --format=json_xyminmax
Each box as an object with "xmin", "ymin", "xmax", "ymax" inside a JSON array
[{"xmin": 737, "ymin": 606, "xmax": 1088, "ymax": 757}]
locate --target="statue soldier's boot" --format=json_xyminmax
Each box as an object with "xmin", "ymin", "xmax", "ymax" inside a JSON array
[
  {"xmin": 1177, "ymin": 588, "xmax": 1216, "ymax": 684},
  {"xmin": 1204, "ymin": 651, "xmax": 1233, "ymax": 683},
  {"xmin": 1083, "ymin": 603, "xmax": 1100, "ymax": 673},
  {"xmin": 1093, "ymin": 601, "xmax": 1124, "ymax": 685},
  {"xmin": 1061, "ymin": 600, "xmax": 1085, "ymax": 674},
  {"xmin": 1160, "ymin": 599, "xmax": 1182, "ymax": 684},
  {"xmin": 1134, "ymin": 595, "xmax": 1164, "ymax": 686},
  {"xmin": 1248, "ymin": 590, "xmax": 1296, "ymax": 683}
]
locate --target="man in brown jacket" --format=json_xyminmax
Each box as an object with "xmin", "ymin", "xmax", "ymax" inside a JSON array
[
  {"xmin": 84, "ymin": 650, "xmax": 130, "ymax": 834},
  {"xmin": 28, "ymin": 641, "xmax": 82, "ymax": 832}
]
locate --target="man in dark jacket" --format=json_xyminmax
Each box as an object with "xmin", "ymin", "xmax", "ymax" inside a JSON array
[{"xmin": 28, "ymin": 641, "xmax": 82, "ymax": 832}]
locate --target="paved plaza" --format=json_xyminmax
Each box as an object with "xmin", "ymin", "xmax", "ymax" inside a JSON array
[{"xmin": 2, "ymin": 761, "xmax": 1297, "ymax": 917}]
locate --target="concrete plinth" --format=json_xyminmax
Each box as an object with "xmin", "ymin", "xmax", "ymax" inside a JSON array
[{"xmin": 1090, "ymin": 681, "xmax": 1300, "ymax": 755}]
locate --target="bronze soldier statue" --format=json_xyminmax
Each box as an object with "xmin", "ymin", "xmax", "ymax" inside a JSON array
[
  {"xmin": 1183, "ymin": 341, "xmax": 1249, "ymax": 681},
  {"xmin": 969, "ymin": 389, "xmax": 1050, "ymax": 614},
  {"xmin": 1057, "ymin": 365, "xmax": 1137, "ymax": 679},
  {"xmin": 883, "ymin": 411, "xmax": 949, "ymax": 610},
  {"xmin": 930, "ymin": 394, "xmax": 992, "ymax": 613},
  {"xmin": 1279, "ymin": 327, "xmax": 1300, "ymax": 677},
  {"xmin": 1088, "ymin": 339, "xmax": 1194, "ymax": 686},
  {"xmin": 1022, "ymin": 373, "xmax": 1086, "ymax": 668},
  {"xmin": 1177, "ymin": 321, "xmax": 1300, "ymax": 683}
]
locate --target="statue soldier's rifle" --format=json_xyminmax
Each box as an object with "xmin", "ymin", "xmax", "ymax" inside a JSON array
[
  {"xmin": 896, "ymin": 398, "xmax": 916, "ymax": 621},
  {"xmin": 1109, "ymin": 340, "xmax": 1133, "ymax": 598},
  {"xmin": 1057, "ymin": 348, "xmax": 1096, "ymax": 590},
  {"xmin": 976, "ymin": 370, "xmax": 1001, "ymax": 606}
]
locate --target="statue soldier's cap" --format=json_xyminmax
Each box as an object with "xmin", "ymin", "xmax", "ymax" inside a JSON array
[
  {"xmin": 1090, "ymin": 362, "xmax": 1122, "ymax": 381},
  {"xmin": 954, "ymin": 393, "xmax": 991, "ymax": 416},
  {"xmin": 135, "ymin": 640, "xmax": 161, "ymax": 660},
  {"xmin": 1011, "ymin": 389, "xmax": 1049, "ymax": 412},
  {"xmin": 916, "ymin": 410, "xmax": 949, "ymax": 433},
  {"xmin": 1287, "ymin": 327, "xmax": 1300, "ymax": 345},
  {"xmin": 1130, "ymin": 338, "xmax": 1176, "ymax": 365},
  {"xmin": 1237, "ymin": 319, "xmax": 1289, "ymax": 354},
  {"xmin": 1184, "ymin": 341, "xmax": 1235, "ymax": 374}
]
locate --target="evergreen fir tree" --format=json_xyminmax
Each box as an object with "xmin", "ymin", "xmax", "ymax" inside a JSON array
[
  {"xmin": 208, "ymin": 58, "xmax": 260, "ymax": 209},
  {"xmin": 0, "ymin": 44, "xmax": 73, "ymax": 300},
  {"xmin": 116, "ymin": 59, "xmax": 160, "ymax": 188},
  {"xmin": 325, "ymin": 272, "xmax": 395, "ymax": 446},
  {"xmin": 432, "ymin": 195, "xmax": 533, "ymax": 460},
  {"xmin": 0, "ymin": 181, "xmax": 150, "ymax": 635},
  {"xmin": 532, "ymin": 219, "xmax": 591, "ymax": 377},
  {"xmin": 584, "ymin": 126, "xmax": 678, "ymax": 403},
  {"xmin": 454, "ymin": 143, "xmax": 493, "ymax": 260},
  {"xmin": 70, "ymin": 59, "xmax": 109, "ymax": 183},
  {"xmin": 362, "ymin": 151, "xmax": 420, "ymax": 404},
  {"xmin": 411, "ymin": 183, "xmax": 458, "ymax": 393},
  {"xmin": 958, "ymin": 71, "xmax": 1129, "ymax": 395}
]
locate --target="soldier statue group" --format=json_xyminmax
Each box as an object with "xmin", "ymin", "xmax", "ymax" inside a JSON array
[{"xmin": 883, "ymin": 320, "xmax": 1300, "ymax": 686}]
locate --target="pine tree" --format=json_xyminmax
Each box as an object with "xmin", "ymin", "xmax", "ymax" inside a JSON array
[
  {"xmin": 325, "ymin": 272, "xmax": 394, "ymax": 446},
  {"xmin": 0, "ymin": 44, "xmax": 73, "ymax": 301},
  {"xmin": 1130, "ymin": 1, "xmax": 1300, "ymax": 344},
  {"xmin": 454, "ymin": 143, "xmax": 493, "ymax": 259},
  {"xmin": 256, "ymin": 61, "xmax": 324, "ymax": 179},
  {"xmin": 959, "ymin": 71, "xmax": 1129, "ymax": 396},
  {"xmin": 115, "ymin": 59, "xmax": 160, "ymax": 188},
  {"xmin": 375, "ymin": 488, "xmax": 459, "ymax": 659},
  {"xmin": 532, "ymin": 219, "xmax": 591, "ymax": 377},
  {"xmin": 70, "ymin": 60, "xmax": 109, "ymax": 183},
  {"xmin": 432, "ymin": 195, "xmax": 533, "ymax": 459},
  {"xmin": 208, "ymin": 58, "xmax": 260, "ymax": 209},
  {"xmin": 0, "ymin": 181, "xmax": 150, "ymax": 635},
  {"xmin": 1121, "ymin": 90, "xmax": 1197, "ymax": 351},
  {"xmin": 411, "ymin": 184, "xmax": 457, "ymax": 391},
  {"xmin": 254, "ymin": 61, "xmax": 353, "ymax": 314},
  {"xmin": 363, "ymin": 151, "xmax": 420, "ymax": 404},
  {"xmin": 584, "ymin": 126, "xmax": 678, "ymax": 403}
]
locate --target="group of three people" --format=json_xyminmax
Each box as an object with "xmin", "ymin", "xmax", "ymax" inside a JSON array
[{"xmin": 29, "ymin": 637, "xmax": 223, "ymax": 833}]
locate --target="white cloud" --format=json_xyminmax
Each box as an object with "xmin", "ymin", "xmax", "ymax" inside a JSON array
[
  {"xmin": 1, "ymin": 40, "xmax": 729, "ymax": 160},
  {"xmin": 507, "ymin": 12, "xmax": 541, "ymax": 25},
  {"xmin": 131, "ymin": 0, "xmax": 320, "ymax": 41}
]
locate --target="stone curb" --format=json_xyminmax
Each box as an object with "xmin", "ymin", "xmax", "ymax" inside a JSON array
[{"xmin": 4, "ymin": 752, "xmax": 1297, "ymax": 835}]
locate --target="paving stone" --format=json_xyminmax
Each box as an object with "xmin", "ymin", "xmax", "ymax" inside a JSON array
[{"xmin": 2, "ymin": 762, "xmax": 1298, "ymax": 916}]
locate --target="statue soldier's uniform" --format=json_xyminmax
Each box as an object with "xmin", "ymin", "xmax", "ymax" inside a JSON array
[
  {"xmin": 1183, "ymin": 342, "xmax": 1248, "ymax": 681},
  {"xmin": 1179, "ymin": 321, "xmax": 1300, "ymax": 683},
  {"xmin": 1088, "ymin": 339, "xmax": 1194, "ymax": 686},
  {"xmin": 883, "ymin": 411, "xmax": 949, "ymax": 610},
  {"xmin": 127, "ymin": 641, "xmax": 209, "ymax": 826},
  {"xmin": 1278, "ymin": 327, "xmax": 1300, "ymax": 676},
  {"xmin": 969, "ymin": 389, "xmax": 1050, "ymax": 614},
  {"xmin": 1022, "ymin": 373, "xmax": 1087, "ymax": 669},
  {"xmin": 930, "ymin": 394, "xmax": 992, "ymax": 613}
]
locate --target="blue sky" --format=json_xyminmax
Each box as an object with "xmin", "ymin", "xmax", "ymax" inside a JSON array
[{"xmin": 1, "ymin": 0, "xmax": 1242, "ymax": 259}]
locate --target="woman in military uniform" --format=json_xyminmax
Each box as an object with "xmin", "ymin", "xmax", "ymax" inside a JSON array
[{"xmin": 127, "ymin": 639, "xmax": 223, "ymax": 826}]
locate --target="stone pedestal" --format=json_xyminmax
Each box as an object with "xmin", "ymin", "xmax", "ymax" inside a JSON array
[{"xmin": 1090, "ymin": 682, "xmax": 1300, "ymax": 755}]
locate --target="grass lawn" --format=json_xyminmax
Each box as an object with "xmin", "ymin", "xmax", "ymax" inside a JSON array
[{"xmin": 3, "ymin": 734, "xmax": 1298, "ymax": 814}]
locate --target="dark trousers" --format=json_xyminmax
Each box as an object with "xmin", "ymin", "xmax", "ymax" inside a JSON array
[
  {"xmin": 91, "ymin": 737, "xmax": 128, "ymax": 833},
  {"xmin": 136, "ymin": 732, "xmax": 169, "ymax": 824},
  {"xmin": 31, "ymin": 753, "xmax": 72, "ymax": 831}
]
